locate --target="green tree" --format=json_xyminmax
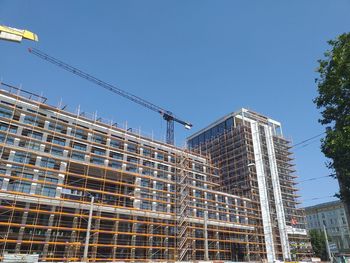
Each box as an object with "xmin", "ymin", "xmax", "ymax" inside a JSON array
[
  {"xmin": 314, "ymin": 33, "xmax": 350, "ymax": 204},
  {"xmin": 309, "ymin": 229, "xmax": 328, "ymax": 260}
]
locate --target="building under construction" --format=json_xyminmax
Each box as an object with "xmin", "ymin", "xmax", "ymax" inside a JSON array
[
  {"xmin": 187, "ymin": 108, "xmax": 312, "ymax": 262},
  {"xmin": 0, "ymin": 83, "xmax": 268, "ymax": 262}
]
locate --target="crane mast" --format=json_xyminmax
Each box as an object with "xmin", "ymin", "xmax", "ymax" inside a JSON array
[{"xmin": 28, "ymin": 48, "xmax": 192, "ymax": 145}]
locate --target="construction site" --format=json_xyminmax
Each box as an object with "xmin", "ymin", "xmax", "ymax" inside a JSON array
[
  {"xmin": 0, "ymin": 83, "xmax": 268, "ymax": 262},
  {"xmin": 0, "ymin": 24, "xmax": 312, "ymax": 263}
]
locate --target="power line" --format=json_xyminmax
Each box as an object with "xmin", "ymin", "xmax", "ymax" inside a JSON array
[
  {"xmin": 299, "ymin": 173, "xmax": 336, "ymax": 183},
  {"xmin": 291, "ymin": 131, "xmax": 326, "ymax": 148},
  {"xmin": 293, "ymin": 137, "xmax": 322, "ymax": 151}
]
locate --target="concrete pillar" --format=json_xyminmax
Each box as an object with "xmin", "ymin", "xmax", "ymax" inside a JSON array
[
  {"xmin": 35, "ymin": 156, "xmax": 42, "ymax": 167},
  {"xmin": 14, "ymin": 203, "xmax": 30, "ymax": 253},
  {"xmin": 42, "ymin": 206, "xmax": 56, "ymax": 258},
  {"xmin": 130, "ymin": 219, "xmax": 137, "ymax": 260},
  {"xmin": 147, "ymin": 224, "xmax": 154, "ymax": 259},
  {"xmin": 111, "ymin": 219, "xmax": 119, "ymax": 260},
  {"xmin": 1, "ymin": 165, "xmax": 11, "ymax": 190},
  {"xmin": 44, "ymin": 120, "xmax": 50, "ymax": 130},
  {"xmin": 60, "ymin": 161, "xmax": 67, "ymax": 172},
  {"xmin": 13, "ymin": 137, "xmax": 20, "ymax": 147},
  {"xmin": 91, "ymin": 210, "xmax": 101, "ymax": 260},
  {"xmin": 215, "ymin": 231, "xmax": 220, "ymax": 260},
  {"xmin": 8, "ymin": 150, "xmax": 15, "ymax": 162}
]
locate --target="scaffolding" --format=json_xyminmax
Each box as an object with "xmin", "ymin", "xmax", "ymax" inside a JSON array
[
  {"xmin": 0, "ymin": 83, "xmax": 263, "ymax": 262},
  {"xmin": 187, "ymin": 108, "xmax": 313, "ymax": 261}
]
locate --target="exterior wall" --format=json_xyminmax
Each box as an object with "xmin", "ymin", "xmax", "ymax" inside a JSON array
[
  {"xmin": 305, "ymin": 201, "xmax": 350, "ymax": 254},
  {"xmin": 187, "ymin": 108, "xmax": 312, "ymax": 261},
  {"xmin": 0, "ymin": 85, "xmax": 261, "ymax": 262}
]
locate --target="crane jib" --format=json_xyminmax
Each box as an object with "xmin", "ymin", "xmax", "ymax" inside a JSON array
[{"xmin": 28, "ymin": 48, "xmax": 192, "ymax": 145}]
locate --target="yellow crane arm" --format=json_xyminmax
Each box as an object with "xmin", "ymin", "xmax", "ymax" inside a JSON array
[{"xmin": 0, "ymin": 25, "xmax": 38, "ymax": 42}]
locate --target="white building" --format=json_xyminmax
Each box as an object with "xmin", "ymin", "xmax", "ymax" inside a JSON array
[{"xmin": 305, "ymin": 200, "xmax": 350, "ymax": 254}]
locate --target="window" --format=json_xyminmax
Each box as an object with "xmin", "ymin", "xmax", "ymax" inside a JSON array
[
  {"xmin": 13, "ymin": 152, "xmax": 31, "ymax": 164},
  {"xmin": 126, "ymin": 164, "xmax": 137, "ymax": 173},
  {"xmin": 211, "ymin": 125, "xmax": 219, "ymax": 138},
  {"xmin": 22, "ymin": 129, "xmax": 43, "ymax": 140},
  {"xmin": 209, "ymin": 212, "xmax": 216, "ymax": 219},
  {"xmin": 158, "ymin": 164, "xmax": 168, "ymax": 171},
  {"xmin": 110, "ymin": 139, "xmax": 123, "ymax": 149},
  {"xmin": 36, "ymin": 185, "xmax": 56, "ymax": 197},
  {"xmin": 225, "ymin": 117, "xmax": 233, "ymax": 130},
  {"xmin": 71, "ymin": 128, "xmax": 87, "ymax": 140},
  {"xmin": 48, "ymin": 146, "xmax": 64, "ymax": 156},
  {"xmin": 91, "ymin": 147, "xmax": 105, "ymax": 156},
  {"xmin": 0, "ymin": 122, "xmax": 17, "ymax": 133},
  {"xmin": 157, "ymin": 171, "xmax": 167, "ymax": 179},
  {"xmin": 157, "ymin": 204, "xmax": 167, "ymax": 212},
  {"xmin": 190, "ymin": 137, "xmax": 199, "ymax": 148},
  {"xmin": 71, "ymin": 142, "xmax": 87, "ymax": 151},
  {"xmin": 109, "ymin": 161, "xmax": 122, "ymax": 169},
  {"xmin": 197, "ymin": 210, "xmax": 204, "ymax": 218},
  {"xmin": 24, "ymin": 115, "xmax": 44, "ymax": 127},
  {"xmin": 0, "ymin": 134, "xmax": 15, "ymax": 145},
  {"xmin": 140, "ymin": 201, "xmax": 151, "ymax": 210},
  {"xmin": 194, "ymin": 163, "xmax": 203, "ymax": 172},
  {"xmin": 127, "ymin": 156, "xmax": 139, "ymax": 164},
  {"xmin": 157, "ymin": 152, "xmax": 165, "ymax": 161},
  {"xmin": 205, "ymin": 129, "xmax": 212, "ymax": 142},
  {"xmin": 143, "ymin": 160, "xmax": 154, "ymax": 168},
  {"xmin": 195, "ymin": 191, "xmax": 202, "ymax": 198},
  {"xmin": 19, "ymin": 140, "xmax": 41, "ymax": 151},
  {"xmin": 142, "ymin": 168, "xmax": 153, "ymax": 176},
  {"xmin": 48, "ymin": 122, "xmax": 67, "ymax": 134},
  {"xmin": 22, "ymin": 173, "xmax": 34, "ymax": 179},
  {"xmin": 71, "ymin": 151, "xmax": 85, "ymax": 161},
  {"xmin": 198, "ymin": 133, "xmax": 204, "ymax": 145},
  {"xmin": 38, "ymin": 175, "xmax": 58, "ymax": 184},
  {"xmin": 8, "ymin": 181, "xmax": 31, "ymax": 193},
  {"xmin": 110, "ymin": 151, "xmax": 123, "ymax": 160},
  {"xmin": 142, "ymin": 147, "xmax": 154, "ymax": 157},
  {"xmin": 155, "ymin": 182, "xmax": 164, "ymax": 190},
  {"xmin": 91, "ymin": 157, "xmax": 105, "ymax": 165},
  {"xmin": 219, "ymin": 213, "xmax": 227, "ymax": 221},
  {"xmin": 127, "ymin": 143, "xmax": 137, "ymax": 153},
  {"xmin": 47, "ymin": 135, "xmax": 66, "ymax": 146},
  {"xmin": 40, "ymin": 157, "xmax": 59, "ymax": 169},
  {"xmin": 0, "ymin": 105, "xmax": 13, "ymax": 118},
  {"xmin": 91, "ymin": 134, "xmax": 106, "ymax": 144},
  {"xmin": 140, "ymin": 179, "xmax": 149, "ymax": 187}
]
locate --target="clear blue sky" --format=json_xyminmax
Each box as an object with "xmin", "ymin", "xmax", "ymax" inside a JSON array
[{"xmin": 1, "ymin": 1, "xmax": 349, "ymax": 206}]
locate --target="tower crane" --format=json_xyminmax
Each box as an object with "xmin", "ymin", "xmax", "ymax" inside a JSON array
[
  {"xmin": 0, "ymin": 25, "xmax": 38, "ymax": 43},
  {"xmin": 28, "ymin": 48, "xmax": 192, "ymax": 145}
]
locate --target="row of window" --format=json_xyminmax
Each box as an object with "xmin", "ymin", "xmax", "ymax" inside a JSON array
[
  {"xmin": 188, "ymin": 117, "xmax": 234, "ymax": 148},
  {"xmin": 0, "ymin": 105, "xmax": 181, "ymax": 163},
  {"xmin": 6, "ymin": 181, "xmax": 56, "ymax": 197}
]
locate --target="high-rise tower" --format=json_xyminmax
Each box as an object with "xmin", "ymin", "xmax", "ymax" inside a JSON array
[{"xmin": 188, "ymin": 108, "xmax": 312, "ymax": 261}]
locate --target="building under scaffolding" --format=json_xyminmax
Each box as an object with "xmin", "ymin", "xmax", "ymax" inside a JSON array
[
  {"xmin": 187, "ymin": 108, "xmax": 312, "ymax": 262},
  {"xmin": 0, "ymin": 83, "xmax": 265, "ymax": 262}
]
